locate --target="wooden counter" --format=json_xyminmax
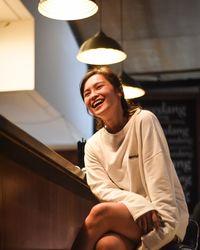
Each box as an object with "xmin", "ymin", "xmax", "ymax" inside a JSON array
[{"xmin": 0, "ymin": 115, "xmax": 98, "ymax": 250}]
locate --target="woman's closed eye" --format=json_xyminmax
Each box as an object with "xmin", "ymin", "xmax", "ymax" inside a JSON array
[
  {"xmin": 96, "ymin": 84, "xmax": 104, "ymax": 90},
  {"xmin": 83, "ymin": 81, "xmax": 105, "ymax": 99},
  {"xmin": 84, "ymin": 90, "xmax": 90, "ymax": 98}
]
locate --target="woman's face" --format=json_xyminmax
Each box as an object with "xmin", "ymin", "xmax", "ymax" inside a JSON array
[{"xmin": 83, "ymin": 74, "xmax": 122, "ymax": 119}]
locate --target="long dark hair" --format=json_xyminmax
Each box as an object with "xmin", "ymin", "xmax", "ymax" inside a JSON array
[{"xmin": 80, "ymin": 66, "xmax": 138, "ymax": 130}]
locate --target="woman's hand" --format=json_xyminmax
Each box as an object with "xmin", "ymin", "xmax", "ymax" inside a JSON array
[{"xmin": 136, "ymin": 210, "xmax": 162, "ymax": 235}]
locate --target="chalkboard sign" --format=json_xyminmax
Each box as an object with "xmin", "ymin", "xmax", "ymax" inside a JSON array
[{"xmin": 139, "ymin": 99, "xmax": 197, "ymax": 212}]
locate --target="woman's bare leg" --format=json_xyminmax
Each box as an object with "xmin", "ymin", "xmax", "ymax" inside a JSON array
[
  {"xmin": 71, "ymin": 202, "xmax": 141, "ymax": 250},
  {"xmin": 95, "ymin": 232, "xmax": 138, "ymax": 250}
]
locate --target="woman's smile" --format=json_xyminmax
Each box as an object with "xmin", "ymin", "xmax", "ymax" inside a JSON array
[
  {"xmin": 83, "ymin": 74, "xmax": 122, "ymax": 119},
  {"xmin": 91, "ymin": 98, "xmax": 104, "ymax": 109}
]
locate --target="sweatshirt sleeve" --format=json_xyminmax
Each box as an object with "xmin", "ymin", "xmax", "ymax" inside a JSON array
[{"xmin": 136, "ymin": 111, "xmax": 181, "ymax": 249}]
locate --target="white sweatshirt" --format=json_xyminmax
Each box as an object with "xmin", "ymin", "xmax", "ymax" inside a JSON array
[{"xmin": 84, "ymin": 108, "xmax": 189, "ymax": 249}]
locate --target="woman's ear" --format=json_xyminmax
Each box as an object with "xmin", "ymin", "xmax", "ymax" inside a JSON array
[
  {"xmin": 117, "ymin": 86, "xmax": 124, "ymax": 97},
  {"xmin": 117, "ymin": 91, "xmax": 122, "ymax": 97}
]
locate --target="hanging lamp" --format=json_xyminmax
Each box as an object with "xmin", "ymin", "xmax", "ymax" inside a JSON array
[
  {"xmin": 76, "ymin": 0, "xmax": 127, "ymax": 65},
  {"xmin": 38, "ymin": 0, "xmax": 98, "ymax": 20},
  {"xmin": 77, "ymin": 31, "xmax": 127, "ymax": 65},
  {"xmin": 117, "ymin": 0, "xmax": 145, "ymax": 99},
  {"xmin": 120, "ymin": 71, "xmax": 145, "ymax": 99}
]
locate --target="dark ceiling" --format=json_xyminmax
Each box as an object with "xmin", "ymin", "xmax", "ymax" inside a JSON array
[{"xmin": 69, "ymin": 0, "xmax": 200, "ymax": 87}]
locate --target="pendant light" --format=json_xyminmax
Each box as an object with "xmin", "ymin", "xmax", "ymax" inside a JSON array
[
  {"xmin": 118, "ymin": 0, "xmax": 145, "ymax": 99},
  {"xmin": 38, "ymin": 0, "xmax": 98, "ymax": 20},
  {"xmin": 120, "ymin": 71, "xmax": 145, "ymax": 99},
  {"xmin": 76, "ymin": 0, "xmax": 127, "ymax": 65},
  {"xmin": 77, "ymin": 31, "xmax": 127, "ymax": 65}
]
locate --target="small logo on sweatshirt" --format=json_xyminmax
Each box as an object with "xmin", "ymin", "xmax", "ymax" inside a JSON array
[{"xmin": 129, "ymin": 154, "xmax": 138, "ymax": 159}]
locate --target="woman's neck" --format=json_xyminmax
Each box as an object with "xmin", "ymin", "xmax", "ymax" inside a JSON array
[{"xmin": 104, "ymin": 114, "xmax": 129, "ymax": 134}]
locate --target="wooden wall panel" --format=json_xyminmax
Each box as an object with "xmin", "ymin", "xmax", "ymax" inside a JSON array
[{"xmin": 0, "ymin": 115, "xmax": 97, "ymax": 250}]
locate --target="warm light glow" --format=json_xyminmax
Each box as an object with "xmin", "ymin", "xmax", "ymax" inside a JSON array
[
  {"xmin": 122, "ymin": 85, "xmax": 145, "ymax": 99},
  {"xmin": 38, "ymin": 0, "xmax": 98, "ymax": 20},
  {"xmin": 77, "ymin": 48, "xmax": 127, "ymax": 65},
  {"xmin": 0, "ymin": 19, "xmax": 34, "ymax": 92}
]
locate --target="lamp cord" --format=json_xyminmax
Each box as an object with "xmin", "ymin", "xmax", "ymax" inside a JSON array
[
  {"xmin": 120, "ymin": 0, "xmax": 123, "ymax": 47},
  {"xmin": 120, "ymin": 0, "xmax": 124, "ymax": 72},
  {"xmin": 99, "ymin": 0, "xmax": 102, "ymax": 31}
]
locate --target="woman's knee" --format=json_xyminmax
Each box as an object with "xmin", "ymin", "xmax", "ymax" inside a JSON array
[
  {"xmin": 87, "ymin": 203, "xmax": 114, "ymax": 224},
  {"xmin": 95, "ymin": 235, "xmax": 119, "ymax": 250},
  {"xmin": 95, "ymin": 233, "xmax": 134, "ymax": 250}
]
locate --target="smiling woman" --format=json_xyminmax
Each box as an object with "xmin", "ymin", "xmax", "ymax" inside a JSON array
[
  {"xmin": 82, "ymin": 73, "xmax": 124, "ymax": 133},
  {"xmin": 72, "ymin": 66, "xmax": 189, "ymax": 250},
  {"xmin": 80, "ymin": 66, "xmax": 138, "ymax": 132}
]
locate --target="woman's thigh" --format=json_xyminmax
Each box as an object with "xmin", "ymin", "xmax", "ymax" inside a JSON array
[
  {"xmin": 88, "ymin": 202, "xmax": 141, "ymax": 241},
  {"xmin": 95, "ymin": 232, "xmax": 137, "ymax": 250}
]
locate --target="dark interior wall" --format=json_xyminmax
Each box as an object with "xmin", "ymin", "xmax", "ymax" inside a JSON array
[{"xmin": 56, "ymin": 149, "xmax": 79, "ymax": 166}]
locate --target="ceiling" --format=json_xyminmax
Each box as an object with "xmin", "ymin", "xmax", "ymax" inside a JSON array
[
  {"xmin": 1, "ymin": 0, "xmax": 200, "ymax": 87},
  {"xmin": 0, "ymin": 0, "xmax": 31, "ymax": 22},
  {"xmin": 0, "ymin": 91, "xmax": 81, "ymax": 150},
  {"xmin": 69, "ymin": 0, "xmax": 200, "ymax": 84}
]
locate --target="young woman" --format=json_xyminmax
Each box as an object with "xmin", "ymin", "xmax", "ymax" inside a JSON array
[{"xmin": 72, "ymin": 67, "xmax": 189, "ymax": 250}]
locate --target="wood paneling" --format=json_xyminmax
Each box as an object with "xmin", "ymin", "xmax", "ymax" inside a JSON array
[{"xmin": 0, "ymin": 115, "xmax": 97, "ymax": 250}]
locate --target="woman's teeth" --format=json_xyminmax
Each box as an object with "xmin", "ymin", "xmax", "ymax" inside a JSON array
[{"xmin": 92, "ymin": 99, "xmax": 103, "ymax": 108}]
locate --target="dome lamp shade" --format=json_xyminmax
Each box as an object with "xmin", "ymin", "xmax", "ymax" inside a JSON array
[
  {"xmin": 77, "ymin": 31, "xmax": 127, "ymax": 65},
  {"xmin": 38, "ymin": 0, "xmax": 98, "ymax": 20}
]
